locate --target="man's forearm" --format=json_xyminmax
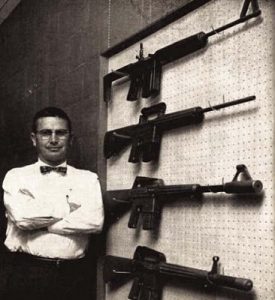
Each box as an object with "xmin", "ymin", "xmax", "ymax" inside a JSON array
[
  {"xmin": 4, "ymin": 189, "xmax": 67, "ymax": 230},
  {"xmin": 9, "ymin": 214, "xmax": 62, "ymax": 231},
  {"xmin": 47, "ymin": 206, "xmax": 104, "ymax": 235}
]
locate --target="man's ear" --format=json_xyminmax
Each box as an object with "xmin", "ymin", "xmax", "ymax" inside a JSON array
[{"xmin": 30, "ymin": 133, "xmax": 37, "ymax": 147}]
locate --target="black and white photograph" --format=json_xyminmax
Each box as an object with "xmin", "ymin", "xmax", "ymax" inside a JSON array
[{"xmin": 0, "ymin": 1, "xmax": 273, "ymax": 300}]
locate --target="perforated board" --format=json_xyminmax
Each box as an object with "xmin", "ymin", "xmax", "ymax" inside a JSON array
[{"xmin": 105, "ymin": 1, "xmax": 275, "ymax": 299}]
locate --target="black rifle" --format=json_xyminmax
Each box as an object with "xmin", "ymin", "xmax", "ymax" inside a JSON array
[
  {"xmin": 104, "ymin": 246, "xmax": 253, "ymax": 300},
  {"xmin": 104, "ymin": 165, "xmax": 263, "ymax": 230},
  {"xmin": 103, "ymin": 0, "xmax": 261, "ymax": 102},
  {"xmin": 104, "ymin": 95, "xmax": 255, "ymax": 163}
]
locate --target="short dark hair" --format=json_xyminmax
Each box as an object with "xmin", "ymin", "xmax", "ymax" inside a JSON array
[{"xmin": 32, "ymin": 107, "xmax": 72, "ymax": 133}]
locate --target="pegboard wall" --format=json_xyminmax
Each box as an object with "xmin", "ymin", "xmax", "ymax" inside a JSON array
[{"xmin": 105, "ymin": 1, "xmax": 275, "ymax": 299}]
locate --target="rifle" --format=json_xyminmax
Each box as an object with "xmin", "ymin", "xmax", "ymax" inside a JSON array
[
  {"xmin": 104, "ymin": 95, "xmax": 255, "ymax": 163},
  {"xmin": 103, "ymin": 0, "xmax": 261, "ymax": 102},
  {"xmin": 104, "ymin": 165, "xmax": 263, "ymax": 230},
  {"xmin": 104, "ymin": 246, "xmax": 253, "ymax": 300}
]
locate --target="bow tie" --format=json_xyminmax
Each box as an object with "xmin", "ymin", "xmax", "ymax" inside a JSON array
[{"xmin": 40, "ymin": 166, "xmax": 67, "ymax": 175}]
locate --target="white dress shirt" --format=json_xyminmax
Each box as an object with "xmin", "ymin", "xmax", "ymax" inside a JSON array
[{"xmin": 2, "ymin": 160, "xmax": 104, "ymax": 259}]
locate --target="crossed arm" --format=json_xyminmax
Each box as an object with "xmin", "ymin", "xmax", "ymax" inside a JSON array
[{"xmin": 3, "ymin": 170, "xmax": 104, "ymax": 234}]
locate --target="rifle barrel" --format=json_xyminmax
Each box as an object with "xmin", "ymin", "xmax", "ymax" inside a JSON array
[
  {"xmin": 206, "ymin": 10, "xmax": 261, "ymax": 38},
  {"xmin": 203, "ymin": 95, "xmax": 255, "ymax": 113}
]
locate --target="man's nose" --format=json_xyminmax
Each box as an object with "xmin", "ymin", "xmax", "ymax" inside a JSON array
[{"xmin": 49, "ymin": 133, "xmax": 58, "ymax": 143}]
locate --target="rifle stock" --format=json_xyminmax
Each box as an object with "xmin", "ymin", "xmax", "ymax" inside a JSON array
[
  {"xmin": 104, "ymin": 130, "xmax": 133, "ymax": 159},
  {"xmin": 104, "ymin": 255, "xmax": 133, "ymax": 283}
]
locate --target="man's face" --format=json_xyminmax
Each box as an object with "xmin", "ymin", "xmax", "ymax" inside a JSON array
[{"xmin": 31, "ymin": 117, "xmax": 71, "ymax": 166}]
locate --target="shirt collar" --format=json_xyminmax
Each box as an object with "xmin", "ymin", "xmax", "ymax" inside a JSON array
[{"xmin": 37, "ymin": 159, "xmax": 67, "ymax": 168}]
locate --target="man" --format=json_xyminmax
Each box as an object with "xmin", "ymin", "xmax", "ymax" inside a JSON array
[{"xmin": 1, "ymin": 107, "xmax": 104, "ymax": 300}]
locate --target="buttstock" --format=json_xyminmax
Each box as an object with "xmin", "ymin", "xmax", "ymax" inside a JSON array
[
  {"xmin": 103, "ymin": 255, "xmax": 133, "ymax": 283},
  {"xmin": 103, "ymin": 190, "xmax": 131, "ymax": 215},
  {"xmin": 104, "ymin": 131, "xmax": 132, "ymax": 159}
]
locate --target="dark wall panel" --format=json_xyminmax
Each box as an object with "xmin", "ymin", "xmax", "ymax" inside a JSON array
[
  {"xmin": 0, "ymin": 0, "xmax": 108, "ymax": 178},
  {"xmin": 108, "ymin": 0, "xmax": 190, "ymax": 47},
  {"xmin": 0, "ymin": 1, "xmax": 109, "ymax": 298}
]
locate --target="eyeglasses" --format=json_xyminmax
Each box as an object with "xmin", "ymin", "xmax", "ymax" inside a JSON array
[{"xmin": 36, "ymin": 129, "xmax": 70, "ymax": 140}]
